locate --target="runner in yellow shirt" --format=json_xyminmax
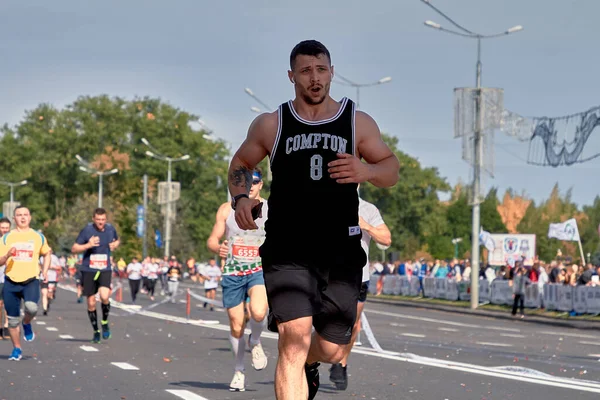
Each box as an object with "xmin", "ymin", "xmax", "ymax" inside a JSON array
[{"xmin": 0, "ymin": 206, "xmax": 51, "ymax": 361}]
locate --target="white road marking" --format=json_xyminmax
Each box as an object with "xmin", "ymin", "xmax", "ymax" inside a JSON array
[
  {"xmin": 365, "ymin": 309, "xmax": 521, "ymax": 332},
  {"xmin": 179, "ymin": 300, "xmax": 187, "ymax": 304},
  {"xmin": 59, "ymin": 335, "xmax": 74, "ymax": 339},
  {"xmin": 36, "ymin": 321, "xmax": 46, "ymax": 325},
  {"xmin": 111, "ymin": 362, "xmax": 139, "ymax": 370},
  {"xmin": 476, "ymin": 342, "xmax": 512, "ymax": 347},
  {"xmin": 57, "ymin": 283, "xmax": 600, "ymax": 394},
  {"xmin": 579, "ymin": 341, "xmax": 600, "ymax": 346},
  {"xmin": 46, "ymin": 327, "xmax": 58, "ymax": 332},
  {"xmin": 79, "ymin": 345, "xmax": 99, "ymax": 352},
  {"xmin": 538, "ymin": 330, "xmax": 599, "ymax": 340},
  {"xmin": 588, "ymin": 354, "xmax": 600, "ymax": 357},
  {"xmin": 401, "ymin": 333, "xmax": 426, "ymax": 338},
  {"xmin": 166, "ymin": 389, "xmax": 210, "ymax": 400},
  {"xmin": 438, "ymin": 327, "xmax": 459, "ymax": 332},
  {"xmin": 500, "ymin": 333, "xmax": 525, "ymax": 338}
]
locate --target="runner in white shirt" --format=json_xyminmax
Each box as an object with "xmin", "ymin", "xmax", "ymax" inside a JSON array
[
  {"xmin": 126, "ymin": 258, "xmax": 143, "ymax": 304},
  {"xmin": 40, "ymin": 254, "xmax": 61, "ymax": 316},
  {"xmin": 329, "ymin": 196, "xmax": 391, "ymax": 391},
  {"xmin": 0, "ymin": 217, "xmax": 11, "ymax": 340},
  {"xmin": 146, "ymin": 260, "xmax": 159, "ymax": 301},
  {"xmin": 199, "ymin": 258, "xmax": 221, "ymax": 311}
]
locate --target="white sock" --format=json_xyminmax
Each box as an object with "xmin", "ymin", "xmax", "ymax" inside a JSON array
[
  {"xmin": 229, "ymin": 334, "xmax": 246, "ymax": 372},
  {"xmin": 249, "ymin": 318, "xmax": 264, "ymax": 346}
]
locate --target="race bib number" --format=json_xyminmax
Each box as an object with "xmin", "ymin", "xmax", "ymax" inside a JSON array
[
  {"xmin": 232, "ymin": 244, "xmax": 260, "ymax": 261},
  {"xmin": 14, "ymin": 242, "xmax": 34, "ymax": 262},
  {"xmin": 90, "ymin": 254, "xmax": 108, "ymax": 270}
]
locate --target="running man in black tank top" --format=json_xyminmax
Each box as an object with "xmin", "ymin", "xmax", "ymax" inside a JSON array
[{"xmin": 228, "ymin": 40, "xmax": 399, "ymax": 400}]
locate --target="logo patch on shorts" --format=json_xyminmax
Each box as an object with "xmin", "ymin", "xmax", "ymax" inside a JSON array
[{"xmin": 349, "ymin": 226, "xmax": 361, "ymax": 236}]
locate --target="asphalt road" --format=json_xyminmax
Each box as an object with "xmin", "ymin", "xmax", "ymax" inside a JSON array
[{"xmin": 1, "ymin": 279, "xmax": 599, "ymax": 400}]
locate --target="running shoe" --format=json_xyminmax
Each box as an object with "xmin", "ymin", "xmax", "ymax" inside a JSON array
[
  {"xmin": 249, "ymin": 337, "xmax": 268, "ymax": 370},
  {"xmin": 101, "ymin": 323, "xmax": 111, "ymax": 340},
  {"xmin": 329, "ymin": 363, "xmax": 348, "ymax": 390},
  {"xmin": 22, "ymin": 323, "xmax": 35, "ymax": 342},
  {"xmin": 229, "ymin": 370, "xmax": 245, "ymax": 392},
  {"xmin": 305, "ymin": 362, "xmax": 320, "ymax": 400},
  {"xmin": 8, "ymin": 347, "xmax": 22, "ymax": 361},
  {"xmin": 92, "ymin": 331, "xmax": 101, "ymax": 344}
]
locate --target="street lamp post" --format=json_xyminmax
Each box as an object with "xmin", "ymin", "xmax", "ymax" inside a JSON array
[
  {"xmin": 422, "ymin": 0, "xmax": 522, "ymax": 309},
  {"xmin": 76, "ymin": 155, "xmax": 119, "ymax": 208},
  {"xmin": 141, "ymin": 138, "xmax": 190, "ymax": 258},
  {"xmin": 333, "ymin": 74, "xmax": 392, "ymax": 109},
  {"xmin": 0, "ymin": 180, "xmax": 28, "ymax": 217}
]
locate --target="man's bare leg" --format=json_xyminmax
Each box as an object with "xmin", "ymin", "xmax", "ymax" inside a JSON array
[{"xmin": 275, "ymin": 316, "xmax": 312, "ymax": 399}]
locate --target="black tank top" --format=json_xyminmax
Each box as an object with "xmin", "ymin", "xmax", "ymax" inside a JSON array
[{"xmin": 262, "ymin": 97, "xmax": 361, "ymax": 261}]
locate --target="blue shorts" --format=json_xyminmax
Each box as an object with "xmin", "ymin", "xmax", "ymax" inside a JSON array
[
  {"xmin": 221, "ymin": 271, "xmax": 264, "ymax": 309},
  {"xmin": 3, "ymin": 278, "xmax": 40, "ymax": 317}
]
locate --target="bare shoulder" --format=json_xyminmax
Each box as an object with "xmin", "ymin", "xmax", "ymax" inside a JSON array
[
  {"xmin": 355, "ymin": 110, "xmax": 380, "ymax": 136},
  {"xmin": 248, "ymin": 110, "xmax": 279, "ymax": 138},
  {"xmin": 216, "ymin": 202, "xmax": 232, "ymax": 220}
]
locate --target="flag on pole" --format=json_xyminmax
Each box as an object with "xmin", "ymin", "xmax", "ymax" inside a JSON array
[
  {"xmin": 548, "ymin": 218, "xmax": 580, "ymax": 241},
  {"xmin": 479, "ymin": 229, "xmax": 495, "ymax": 252}
]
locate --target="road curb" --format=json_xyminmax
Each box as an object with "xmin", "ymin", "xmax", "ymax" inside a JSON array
[{"xmin": 367, "ymin": 297, "xmax": 600, "ymax": 330}]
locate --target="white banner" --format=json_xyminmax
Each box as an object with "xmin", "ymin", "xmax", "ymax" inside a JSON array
[
  {"xmin": 548, "ymin": 218, "xmax": 580, "ymax": 242},
  {"xmin": 487, "ymin": 234, "xmax": 536, "ymax": 266}
]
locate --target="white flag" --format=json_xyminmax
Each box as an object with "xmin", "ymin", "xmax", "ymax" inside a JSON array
[
  {"xmin": 479, "ymin": 229, "xmax": 495, "ymax": 252},
  {"xmin": 548, "ymin": 218, "xmax": 580, "ymax": 242}
]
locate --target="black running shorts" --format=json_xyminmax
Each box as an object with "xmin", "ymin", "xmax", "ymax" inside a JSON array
[
  {"xmin": 262, "ymin": 251, "xmax": 364, "ymax": 345},
  {"xmin": 81, "ymin": 270, "xmax": 112, "ymax": 297}
]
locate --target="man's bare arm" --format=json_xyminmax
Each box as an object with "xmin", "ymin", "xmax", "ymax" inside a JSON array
[
  {"xmin": 71, "ymin": 242, "xmax": 91, "ymax": 254},
  {"xmin": 228, "ymin": 112, "xmax": 277, "ymax": 198},
  {"xmin": 207, "ymin": 203, "xmax": 230, "ymax": 254},
  {"xmin": 356, "ymin": 111, "xmax": 400, "ymax": 188}
]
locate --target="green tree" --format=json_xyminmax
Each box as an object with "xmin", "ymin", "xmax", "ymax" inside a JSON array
[{"xmin": 481, "ymin": 187, "xmax": 506, "ymax": 233}]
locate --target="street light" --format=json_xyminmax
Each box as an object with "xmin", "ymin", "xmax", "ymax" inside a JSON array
[
  {"xmin": 0, "ymin": 179, "xmax": 28, "ymax": 216},
  {"xmin": 333, "ymin": 73, "xmax": 392, "ymax": 109},
  {"xmin": 421, "ymin": 0, "xmax": 523, "ymax": 309},
  {"xmin": 75, "ymin": 155, "xmax": 119, "ymax": 208},
  {"xmin": 141, "ymin": 138, "xmax": 190, "ymax": 258}
]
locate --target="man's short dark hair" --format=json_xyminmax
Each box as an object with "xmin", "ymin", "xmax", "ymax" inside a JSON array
[
  {"xmin": 94, "ymin": 208, "xmax": 107, "ymax": 216},
  {"xmin": 290, "ymin": 40, "xmax": 331, "ymax": 70},
  {"xmin": 0, "ymin": 217, "xmax": 10, "ymax": 225},
  {"xmin": 13, "ymin": 205, "xmax": 29, "ymax": 215}
]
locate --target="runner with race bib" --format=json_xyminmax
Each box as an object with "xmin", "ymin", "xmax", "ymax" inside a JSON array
[
  {"xmin": 71, "ymin": 208, "xmax": 120, "ymax": 343},
  {"xmin": 207, "ymin": 168, "xmax": 269, "ymax": 392}
]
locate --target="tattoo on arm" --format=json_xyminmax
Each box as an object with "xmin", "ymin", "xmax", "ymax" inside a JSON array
[{"xmin": 230, "ymin": 166, "xmax": 253, "ymax": 193}]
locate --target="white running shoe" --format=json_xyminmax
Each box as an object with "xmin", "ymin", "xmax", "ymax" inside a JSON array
[
  {"xmin": 229, "ymin": 370, "xmax": 245, "ymax": 392},
  {"xmin": 250, "ymin": 341, "xmax": 268, "ymax": 370}
]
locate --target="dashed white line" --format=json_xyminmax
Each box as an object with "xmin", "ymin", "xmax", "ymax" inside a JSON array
[
  {"xmin": 46, "ymin": 327, "xmax": 58, "ymax": 332},
  {"xmin": 36, "ymin": 321, "xmax": 46, "ymax": 325},
  {"xmin": 538, "ymin": 331, "xmax": 599, "ymax": 340},
  {"xmin": 579, "ymin": 341, "xmax": 600, "ymax": 346},
  {"xmin": 476, "ymin": 342, "xmax": 512, "ymax": 347},
  {"xmin": 401, "ymin": 333, "xmax": 426, "ymax": 338},
  {"xmin": 166, "ymin": 389, "xmax": 210, "ymax": 400},
  {"xmin": 79, "ymin": 345, "xmax": 99, "ymax": 352},
  {"xmin": 111, "ymin": 362, "xmax": 140, "ymax": 370},
  {"xmin": 438, "ymin": 327, "xmax": 459, "ymax": 332},
  {"xmin": 588, "ymin": 354, "xmax": 600, "ymax": 357},
  {"xmin": 499, "ymin": 333, "xmax": 525, "ymax": 338},
  {"xmin": 59, "ymin": 335, "xmax": 74, "ymax": 339}
]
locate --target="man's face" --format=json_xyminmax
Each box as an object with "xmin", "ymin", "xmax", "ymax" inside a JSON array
[
  {"xmin": 249, "ymin": 177, "xmax": 263, "ymax": 199},
  {"xmin": 0, "ymin": 222, "xmax": 10, "ymax": 235},
  {"xmin": 14, "ymin": 208, "xmax": 31, "ymax": 229},
  {"xmin": 93, "ymin": 213, "xmax": 107, "ymax": 230},
  {"xmin": 288, "ymin": 54, "xmax": 333, "ymax": 105},
  {"xmin": 209, "ymin": 259, "xmax": 216, "ymax": 266}
]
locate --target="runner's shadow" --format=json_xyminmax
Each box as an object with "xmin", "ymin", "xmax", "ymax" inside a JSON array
[{"xmin": 170, "ymin": 381, "xmax": 257, "ymax": 392}]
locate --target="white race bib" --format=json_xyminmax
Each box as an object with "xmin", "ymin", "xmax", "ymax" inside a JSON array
[
  {"xmin": 90, "ymin": 254, "xmax": 108, "ymax": 270},
  {"xmin": 14, "ymin": 242, "xmax": 34, "ymax": 262}
]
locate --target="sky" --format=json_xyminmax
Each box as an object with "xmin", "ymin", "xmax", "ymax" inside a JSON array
[{"xmin": 1, "ymin": 0, "xmax": 599, "ymax": 206}]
